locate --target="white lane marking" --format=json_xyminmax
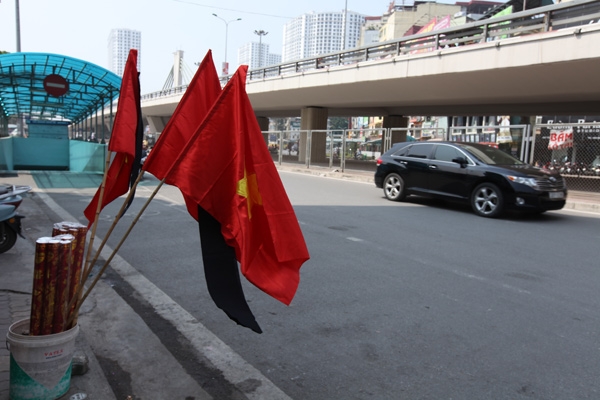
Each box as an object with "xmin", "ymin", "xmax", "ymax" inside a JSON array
[
  {"xmin": 451, "ymin": 268, "xmax": 531, "ymax": 295},
  {"xmin": 278, "ymin": 169, "xmax": 374, "ymax": 185},
  {"xmin": 346, "ymin": 237, "xmax": 364, "ymax": 242}
]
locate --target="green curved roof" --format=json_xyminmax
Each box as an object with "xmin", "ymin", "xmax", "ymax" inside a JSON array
[{"xmin": 0, "ymin": 52, "xmax": 122, "ymax": 123}]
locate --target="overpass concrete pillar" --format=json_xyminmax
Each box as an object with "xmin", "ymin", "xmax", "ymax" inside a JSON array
[
  {"xmin": 146, "ymin": 116, "xmax": 168, "ymax": 134},
  {"xmin": 300, "ymin": 107, "xmax": 328, "ymax": 130},
  {"xmin": 384, "ymin": 115, "xmax": 409, "ymax": 143},
  {"xmin": 256, "ymin": 116, "xmax": 269, "ymax": 144},
  {"xmin": 300, "ymin": 107, "xmax": 328, "ymax": 163}
]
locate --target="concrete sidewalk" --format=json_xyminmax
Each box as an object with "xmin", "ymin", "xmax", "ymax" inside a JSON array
[{"xmin": 0, "ymin": 172, "xmax": 116, "ymax": 400}]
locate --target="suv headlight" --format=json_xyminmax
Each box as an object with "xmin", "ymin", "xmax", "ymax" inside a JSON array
[{"xmin": 507, "ymin": 175, "xmax": 539, "ymax": 189}]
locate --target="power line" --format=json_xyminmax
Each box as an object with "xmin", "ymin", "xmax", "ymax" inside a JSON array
[{"xmin": 173, "ymin": 0, "xmax": 293, "ymax": 19}]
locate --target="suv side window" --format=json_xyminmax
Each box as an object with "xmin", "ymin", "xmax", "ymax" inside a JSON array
[
  {"xmin": 432, "ymin": 145, "xmax": 463, "ymax": 162},
  {"xmin": 392, "ymin": 144, "xmax": 411, "ymax": 157},
  {"xmin": 406, "ymin": 143, "xmax": 434, "ymax": 159}
]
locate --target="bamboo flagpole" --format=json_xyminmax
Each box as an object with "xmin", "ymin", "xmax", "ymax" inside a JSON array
[
  {"xmin": 80, "ymin": 48, "xmax": 141, "ymax": 281},
  {"xmin": 82, "ymin": 148, "xmax": 113, "ymax": 280},
  {"xmin": 63, "ymin": 149, "xmax": 122, "ymax": 313},
  {"xmin": 68, "ymin": 51, "xmax": 224, "ymax": 325},
  {"xmin": 68, "ymin": 72, "xmax": 235, "ymax": 322},
  {"xmin": 65, "ymin": 168, "xmax": 144, "ymax": 327},
  {"xmin": 69, "ymin": 50, "xmax": 143, "ymax": 326},
  {"xmin": 63, "ymin": 147, "xmax": 114, "ymax": 322},
  {"xmin": 68, "ymin": 176, "xmax": 166, "ymax": 324},
  {"xmin": 80, "ymin": 159, "xmax": 137, "ymax": 287}
]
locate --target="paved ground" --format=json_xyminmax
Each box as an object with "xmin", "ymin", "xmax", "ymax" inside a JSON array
[
  {"xmin": 0, "ymin": 172, "xmax": 116, "ymax": 400},
  {"xmin": 1, "ymin": 165, "xmax": 598, "ymax": 399}
]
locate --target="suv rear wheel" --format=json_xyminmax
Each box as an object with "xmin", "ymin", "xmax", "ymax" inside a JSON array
[
  {"xmin": 471, "ymin": 182, "xmax": 504, "ymax": 218},
  {"xmin": 383, "ymin": 173, "xmax": 407, "ymax": 201}
]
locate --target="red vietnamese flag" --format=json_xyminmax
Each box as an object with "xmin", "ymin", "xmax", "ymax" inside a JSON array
[
  {"xmin": 143, "ymin": 51, "xmax": 261, "ymax": 331},
  {"xmin": 84, "ymin": 49, "xmax": 142, "ymax": 227},
  {"xmin": 167, "ymin": 65, "xmax": 310, "ymax": 305},
  {"xmin": 142, "ymin": 50, "xmax": 221, "ymax": 220}
]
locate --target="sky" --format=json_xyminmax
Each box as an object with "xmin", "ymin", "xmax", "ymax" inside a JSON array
[{"xmin": 0, "ymin": 0, "xmax": 391, "ymax": 93}]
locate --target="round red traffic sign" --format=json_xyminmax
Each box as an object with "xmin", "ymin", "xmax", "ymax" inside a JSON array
[{"xmin": 43, "ymin": 74, "xmax": 69, "ymax": 97}]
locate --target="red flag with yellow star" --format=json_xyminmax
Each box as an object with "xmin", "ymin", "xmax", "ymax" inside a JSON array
[
  {"xmin": 143, "ymin": 51, "xmax": 261, "ymax": 331},
  {"xmin": 142, "ymin": 50, "xmax": 221, "ymax": 220},
  {"xmin": 84, "ymin": 49, "xmax": 143, "ymax": 227},
  {"xmin": 167, "ymin": 65, "xmax": 310, "ymax": 309}
]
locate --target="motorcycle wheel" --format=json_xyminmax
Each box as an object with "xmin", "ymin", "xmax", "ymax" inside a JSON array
[{"xmin": 0, "ymin": 223, "xmax": 17, "ymax": 254}]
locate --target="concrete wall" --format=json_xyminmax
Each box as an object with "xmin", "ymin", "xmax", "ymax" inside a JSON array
[
  {"xmin": 70, "ymin": 141, "xmax": 106, "ymax": 173},
  {"xmin": 13, "ymin": 137, "xmax": 69, "ymax": 170},
  {"xmin": 0, "ymin": 137, "xmax": 105, "ymax": 173},
  {"xmin": 0, "ymin": 137, "xmax": 14, "ymax": 170}
]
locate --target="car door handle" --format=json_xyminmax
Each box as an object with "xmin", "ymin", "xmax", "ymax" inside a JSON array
[
  {"xmin": 429, "ymin": 165, "xmax": 438, "ymax": 169},
  {"xmin": 400, "ymin": 161, "xmax": 407, "ymax": 164}
]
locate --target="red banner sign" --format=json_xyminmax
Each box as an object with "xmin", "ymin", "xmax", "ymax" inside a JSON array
[{"xmin": 548, "ymin": 128, "xmax": 574, "ymax": 150}]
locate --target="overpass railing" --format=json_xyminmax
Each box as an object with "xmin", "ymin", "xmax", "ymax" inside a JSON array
[
  {"xmin": 141, "ymin": 0, "xmax": 600, "ymax": 101},
  {"xmin": 247, "ymin": 0, "xmax": 600, "ymax": 81},
  {"xmin": 531, "ymin": 122, "xmax": 600, "ymax": 192}
]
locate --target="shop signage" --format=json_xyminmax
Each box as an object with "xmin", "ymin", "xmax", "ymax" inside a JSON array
[{"xmin": 548, "ymin": 128, "xmax": 574, "ymax": 150}]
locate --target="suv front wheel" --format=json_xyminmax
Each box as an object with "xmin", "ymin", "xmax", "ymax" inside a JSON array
[
  {"xmin": 471, "ymin": 182, "xmax": 504, "ymax": 218},
  {"xmin": 383, "ymin": 173, "xmax": 407, "ymax": 201}
]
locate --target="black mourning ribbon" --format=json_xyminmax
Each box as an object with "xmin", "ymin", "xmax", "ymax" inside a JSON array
[{"xmin": 197, "ymin": 205, "xmax": 262, "ymax": 334}]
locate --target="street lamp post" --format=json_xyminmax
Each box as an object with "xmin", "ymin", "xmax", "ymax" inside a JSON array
[
  {"xmin": 341, "ymin": 0, "xmax": 348, "ymax": 51},
  {"xmin": 212, "ymin": 13, "xmax": 241, "ymax": 76},
  {"xmin": 254, "ymin": 30, "xmax": 268, "ymax": 68},
  {"xmin": 15, "ymin": 0, "xmax": 21, "ymax": 52}
]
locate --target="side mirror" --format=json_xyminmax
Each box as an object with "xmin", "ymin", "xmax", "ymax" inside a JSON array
[{"xmin": 452, "ymin": 156, "xmax": 468, "ymax": 167}]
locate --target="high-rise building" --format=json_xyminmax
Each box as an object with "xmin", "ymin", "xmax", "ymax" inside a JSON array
[
  {"xmin": 107, "ymin": 28, "xmax": 142, "ymax": 76},
  {"xmin": 282, "ymin": 10, "xmax": 366, "ymax": 62},
  {"xmin": 238, "ymin": 42, "xmax": 282, "ymax": 69},
  {"xmin": 360, "ymin": 16, "xmax": 384, "ymax": 46}
]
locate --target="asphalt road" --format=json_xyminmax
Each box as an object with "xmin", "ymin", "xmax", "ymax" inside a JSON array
[{"xmin": 44, "ymin": 171, "xmax": 600, "ymax": 400}]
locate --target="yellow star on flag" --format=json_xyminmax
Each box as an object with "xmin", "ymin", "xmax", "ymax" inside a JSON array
[{"xmin": 237, "ymin": 169, "xmax": 262, "ymax": 219}]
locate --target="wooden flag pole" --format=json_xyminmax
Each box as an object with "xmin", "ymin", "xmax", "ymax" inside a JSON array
[
  {"xmin": 82, "ymin": 148, "xmax": 113, "ymax": 283},
  {"xmin": 63, "ymin": 148, "xmax": 113, "ymax": 327},
  {"xmin": 80, "ymin": 166, "xmax": 142, "ymax": 288},
  {"xmin": 69, "ymin": 111, "xmax": 204, "ymax": 323},
  {"xmin": 65, "ymin": 168, "xmax": 144, "ymax": 325},
  {"xmin": 68, "ymin": 66, "xmax": 237, "ymax": 325},
  {"xmin": 68, "ymin": 177, "xmax": 166, "ymax": 325}
]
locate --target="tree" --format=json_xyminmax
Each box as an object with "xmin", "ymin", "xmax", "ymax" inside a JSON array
[
  {"xmin": 328, "ymin": 117, "xmax": 349, "ymax": 130},
  {"xmin": 270, "ymin": 118, "xmax": 288, "ymax": 131}
]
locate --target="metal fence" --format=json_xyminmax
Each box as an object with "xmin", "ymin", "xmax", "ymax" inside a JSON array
[
  {"xmin": 449, "ymin": 125, "xmax": 530, "ymax": 161},
  {"xmin": 530, "ymin": 123, "xmax": 600, "ymax": 192},
  {"xmin": 267, "ymin": 123, "xmax": 600, "ymax": 193},
  {"xmin": 266, "ymin": 130, "xmax": 308, "ymax": 167}
]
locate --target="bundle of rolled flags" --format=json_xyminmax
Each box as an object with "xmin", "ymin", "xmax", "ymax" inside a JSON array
[{"xmin": 29, "ymin": 222, "xmax": 88, "ymax": 335}]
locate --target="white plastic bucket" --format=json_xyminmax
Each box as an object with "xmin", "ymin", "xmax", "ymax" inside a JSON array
[{"xmin": 6, "ymin": 318, "xmax": 79, "ymax": 400}]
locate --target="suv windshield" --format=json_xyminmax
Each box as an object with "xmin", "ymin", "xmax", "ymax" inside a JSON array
[{"xmin": 460, "ymin": 145, "xmax": 525, "ymax": 165}]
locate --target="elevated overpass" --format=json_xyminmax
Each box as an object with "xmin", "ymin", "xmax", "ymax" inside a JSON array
[{"xmin": 141, "ymin": 0, "xmax": 600, "ymax": 134}]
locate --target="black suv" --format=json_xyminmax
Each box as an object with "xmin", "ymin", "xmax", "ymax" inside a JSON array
[{"xmin": 374, "ymin": 141, "xmax": 567, "ymax": 218}]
